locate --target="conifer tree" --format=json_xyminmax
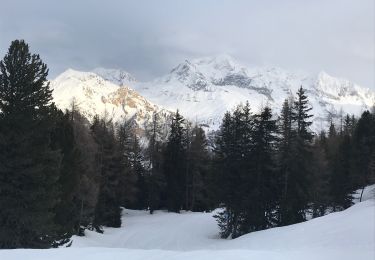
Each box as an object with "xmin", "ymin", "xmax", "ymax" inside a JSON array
[
  {"xmin": 310, "ymin": 133, "xmax": 330, "ymax": 217},
  {"xmin": 277, "ymin": 98, "xmax": 295, "ymax": 225},
  {"xmin": 214, "ymin": 111, "xmax": 240, "ymax": 238},
  {"xmin": 287, "ymin": 87, "xmax": 313, "ymax": 224},
  {"xmin": 279, "ymin": 87, "xmax": 314, "ymax": 225},
  {"xmin": 0, "ymin": 40, "xmax": 61, "ymax": 248},
  {"xmin": 186, "ymin": 125, "xmax": 211, "ymax": 211},
  {"xmin": 352, "ymin": 111, "xmax": 375, "ymax": 200},
  {"xmin": 214, "ymin": 103, "xmax": 255, "ymax": 238},
  {"xmin": 331, "ymin": 134, "xmax": 354, "ymax": 209},
  {"xmin": 145, "ymin": 112, "xmax": 166, "ymax": 213},
  {"xmin": 91, "ymin": 117, "xmax": 122, "ymax": 229},
  {"xmin": 116, "ymin": 119, "xmax": 138, "ymax": 209},
  {"xmin": 163, "ymin": 110, "xmax": 187, "ymax": 212},
  {"xmin": 130, "ymin": 133, "xmax": 147, "ymax": 209},
  {"xmin": 68, "ymin": 108, "xmax": 100, "ymax": 235},
  {"xmin": 242, "ymin": 106, "xmax": 278, "ymax": 232},
  {"xmin": 50, "ymin": 110, "xmax": 81, "ymax": 241},
  {"xmin": 293, "ymin": 87, "xmax": 313, "ymax": 141},
  {"xmin": 343, "ymin": 114, "xmax": 353, "ymax": 136}
]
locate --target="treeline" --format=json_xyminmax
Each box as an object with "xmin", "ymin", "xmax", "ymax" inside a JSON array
[
  {"xmin": 213, "ymin": 90, "xmax": 375, "ymax": 238},
  {"xmin": 0, "ymin": 40, "xmax": 213, "ymax": 248},
  {"xmin": 0, "ymin": 40, "xmax": 374, "ymax": 248}
]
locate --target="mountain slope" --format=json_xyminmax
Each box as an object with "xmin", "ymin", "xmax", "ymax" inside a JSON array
[
  {"xmin": 130, "ymin": 55, "xmax": 374, "ymax": 131},
  {"xmin": 51, "ymin": 69, "xmax": 170, "ymax": 129},
  {"xmin": 50, "ymin": 56, "xmax": 375, "ymax": 132},
  {"xmin": 92, "ymin": 68, "xmax": 137, "ymax": 86}
]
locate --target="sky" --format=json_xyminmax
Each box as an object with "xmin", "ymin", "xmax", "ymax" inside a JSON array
[{"xmin": 0, "ymin": 0, "xmax": 374, "ymax": 88}]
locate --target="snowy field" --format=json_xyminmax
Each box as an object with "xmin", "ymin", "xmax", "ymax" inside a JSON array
[{"xmin": 1, "ymin": 186, "xmax": 374, "ymax": 260}]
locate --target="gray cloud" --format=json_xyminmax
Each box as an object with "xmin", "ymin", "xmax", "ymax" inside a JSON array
[{"xmin": 0, "ymin": 0, "xmax": 374, "ymax": 88}]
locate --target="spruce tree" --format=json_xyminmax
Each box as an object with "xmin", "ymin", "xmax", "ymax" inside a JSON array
[
  {"xmin": 332, "ymin": 134, "xmax": 354, "ymax": 209},
  {"xmin": 352, "ymin": 111, "xmax": 375, "ymax": 200},
  {"xmin": 293, "ymin": 87, "xmax": 313, "ymax": 141},
  {"xmin": 242, "ymin": 106, "xmax": 278, "ymax": 232},
  {"xmin": 343, "ymin": 114, "xmax": 354, "ymax": 136},
  {"xmin": 116, "ymin": 119, "xmax": 138, "ymax": 209},
  {"xmin": 289, "ymin": 86, "xmax": 314, "ymax": 223},
  {"xmin": 214, "ymin": 111, "xmax": 240, "ymax": 238},
  {"xmin": 0, "ymin": 40, "xmax": 61, "ymax": 248},
  {"xmin": 310, "ymin": 133, "xmax": 330, "ymax": 217},
  {"xmin": 50, "ymin": 109, "xmax": 81, "ymax": 241},
  {"xmin": 51, "ymin": 108, "xmax": 102, "ymax": 237},
  {"xmin": 186, "ymin": 125, "xmax": 211, "ymax": 211},
  {"xmin": 214, "ymin": 103, "xmax": 255, "ymax": 238},
  {"xmin": 91, "ymin": 117, "xmax": 122, "ymax": 229},
  {"xmin": 69, "ymin": 109, "xmax": 100, "ymax": 235},
  {"xmin": 130, "ymin": 133, "xmax": 147, "ymax": 209},
  {"xmin": 277, "ymin": 98, "xmax": 295, "ymax": 225},
  {"xmin": 163, "ymin": 110, "xmax": 187, "ymax": 212},
  {"xmin": 279, "ymin": 87, "xmax": 314, "ymax": 225},
  {"xmin": 145, "ymin": 112, "xmax": 166, "ymax": 213}
]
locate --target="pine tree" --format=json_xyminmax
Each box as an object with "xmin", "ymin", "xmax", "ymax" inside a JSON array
[{"xmin": 0, "ymin": 40, "xmax": 61, "ymax": 248}]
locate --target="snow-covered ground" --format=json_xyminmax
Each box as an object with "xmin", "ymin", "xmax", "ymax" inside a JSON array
[
  {"xmin": 352, "ymin": 184, "xmax": 375, "ymax": 203},
  {"xmin": 1, "ymin": 186, "xmax": 374, "ymax": 260}
]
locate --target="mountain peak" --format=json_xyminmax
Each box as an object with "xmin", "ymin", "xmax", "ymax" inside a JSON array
[
  {"xmin": 50, "ymin": 68, "xmax": 171, "ymax": 133},
  {"xmin": 316, "ymin": 71, "xmax": 356, "ymax": 95},
  {"xmin": 54, "ymin": 68, "xmax": 99, "ymax": 83},
  {"xmin": 51, "ymin": 59, "xmax": 375, "ymax": 133},
  {"xmin": 192, "ymin": 54, "xmax": 237, "ymax": 73},
  {"xmin": 164, "ymin": 54, "xmax": 244, "ymax": 91},
  {"xmin": 92, "ymin": 68, "xmax": 136, "ymax": 86}
]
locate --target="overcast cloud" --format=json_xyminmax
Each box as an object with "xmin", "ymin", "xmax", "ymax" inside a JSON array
[{"xmin": 0, "ymin": 0, "xmax": 374, "ymax": 88}]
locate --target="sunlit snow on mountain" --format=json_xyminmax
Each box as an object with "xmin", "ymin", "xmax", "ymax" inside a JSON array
[{"xmin": 51, "ymin": 55, "xmax": 375, "ymax": 132}]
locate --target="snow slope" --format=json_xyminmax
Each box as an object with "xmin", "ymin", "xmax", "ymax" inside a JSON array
[
  {"xmin": 1, "ymin": 197, "xmax": 374, "ymax": 259},
  {"xmin": 51, "ymin": 69, "xmax": 171, "ymax": 129},
  {"xmin": 92, "ymin": 67, "xmax": 137, "ymax": 86},
  {"xmin": 130, "ymin": 55, "xmax": 375, "ymax": 131},
  {"xmin": 50, "ymin": 55, "xmax": 375, "ymax": 132}
]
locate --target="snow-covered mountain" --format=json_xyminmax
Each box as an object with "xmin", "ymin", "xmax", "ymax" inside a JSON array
[
  {"xmin": 50, "ymin": 55, "xmax": 375, "ymax": 132},
  {"xmin": 92, "ymin": 68, "xmax": 137, "ymax": 86},
  {"xmin": 51, "ymin": 69, "xmax": 170, "ymax": 130},
  {"xmin": 130, "ymin": 55, "xmax": 375, "ymax": 131}
]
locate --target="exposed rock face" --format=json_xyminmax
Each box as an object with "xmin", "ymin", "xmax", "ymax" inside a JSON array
[{"xmin": 51, "ymin": 55, "xmax": 375, "ymax": 133}]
